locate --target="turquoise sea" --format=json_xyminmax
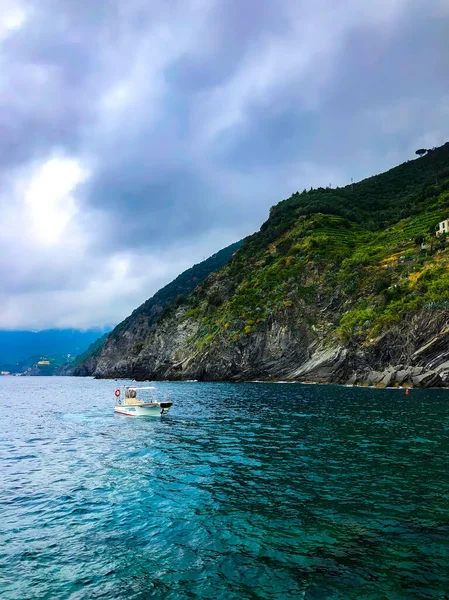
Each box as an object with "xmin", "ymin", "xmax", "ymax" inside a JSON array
[{"xmin": 1, "ymin": 377, "xmax": 448, "ymax": 599}]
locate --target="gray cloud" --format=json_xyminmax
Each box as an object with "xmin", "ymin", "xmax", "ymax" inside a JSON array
[{"xmin": 0, "ymin": 0, "xmax": 448, "ymax": 329}]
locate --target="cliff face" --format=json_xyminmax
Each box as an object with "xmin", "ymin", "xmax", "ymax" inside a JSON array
[
  {"xmin": 94, "ymin": 302, "xmax": 315, "ymax": 381},
  {"xmin": 92, "ymin": 296, "xmax": 449, "ymax": 388},
  {"xmin": 80, "ymin": 143, "xmax": 449, "ymax": 387}
]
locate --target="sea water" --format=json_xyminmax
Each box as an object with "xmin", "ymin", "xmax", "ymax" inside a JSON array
[{"xmin": 1, "ymin": 377, "xmax": 448, "ymax": 599}]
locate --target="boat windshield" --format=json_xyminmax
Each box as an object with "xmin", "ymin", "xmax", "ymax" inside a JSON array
[{"xmin": 126, "ymin": 386, "xmax": 156, "ymax": 391}]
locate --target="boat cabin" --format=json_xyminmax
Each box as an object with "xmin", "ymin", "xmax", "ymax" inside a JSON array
[{"xmin": 120, "ymin": 386, "xmax": 157, "ymax": 406}]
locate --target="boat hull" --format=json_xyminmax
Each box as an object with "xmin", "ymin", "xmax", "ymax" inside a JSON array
[{"xmin": 114, "ymin": 402, "xmax": 172, "ymax": 417}]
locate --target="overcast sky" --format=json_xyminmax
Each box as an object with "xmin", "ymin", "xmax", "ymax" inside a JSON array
[{"xmin": 1, "ymin": 0, "xmax": 448, "ymax": 330}]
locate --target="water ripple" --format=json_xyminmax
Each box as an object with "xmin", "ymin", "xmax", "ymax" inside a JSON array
[{"xmin": 0, "ymin": 377, "xmax": 448, "ymax": 599}]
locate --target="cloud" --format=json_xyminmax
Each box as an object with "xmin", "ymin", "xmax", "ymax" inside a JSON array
[
  {"xmin": 193, "ymin": 0, "xmax": 410, "ymax": 140},
  {"xmin": 0, "ymin": 0, "xmax": 26, "ymax": 39},
  {"xmin": 22, "ymin": 157, "xmax": 88, "ymax": 244},
  {"xmin": 0, "ymin": 0, "xmax": 448, "ymax": 329}
]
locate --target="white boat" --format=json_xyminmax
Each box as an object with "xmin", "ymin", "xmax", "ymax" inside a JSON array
[{"xmin": 114, "ymin": 386, "xmax": 173, "ymax": 417}]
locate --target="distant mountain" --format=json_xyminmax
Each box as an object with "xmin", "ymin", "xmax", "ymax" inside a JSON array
[
  {"xmin": 21, "ymin": 354, "xmax": 78, "ymax": 377},
  {"xmin": 68, "ymin": 240, "xmax": 242, "ymax": 375},
  {"xmin": 0, "ymin": 329, "xmax": 110, "ymax": 372}
]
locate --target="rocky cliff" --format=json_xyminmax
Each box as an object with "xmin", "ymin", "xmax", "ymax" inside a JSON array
[
  {"xmin": 78, "ymin": 143, "xmax": 449, "ymax": 387},
  {"xmin": 93, "ymin": 294, "xmax": 449, "ymax": 388}
]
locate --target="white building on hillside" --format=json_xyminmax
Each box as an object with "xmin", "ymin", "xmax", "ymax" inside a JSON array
[{"xmin": 436, "ymin": 219, "xmax": 449, "ymax": 237}]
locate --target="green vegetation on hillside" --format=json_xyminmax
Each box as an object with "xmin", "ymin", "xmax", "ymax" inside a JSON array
[
  {"xmin": 177, "ymin": 143, "xmax": 449, "ymax": 351},
  {"xmin": 259, "ymin": 145, "xmax": 449, "ymax": 246}
]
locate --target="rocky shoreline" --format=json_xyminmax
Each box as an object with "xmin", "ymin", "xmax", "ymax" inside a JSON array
[{"xmin": 80, "ymin": 306, "xmax": 449, "ymax": 389}]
